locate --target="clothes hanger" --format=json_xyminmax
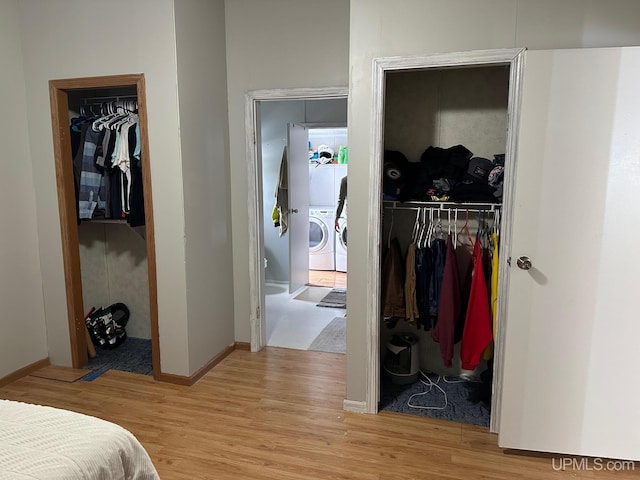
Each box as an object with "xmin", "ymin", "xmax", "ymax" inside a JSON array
[
  {"xmin": 477, "ymin": 210, "xmax": 484, "ymax": 248},
  {"xmin": 411, "ymin": 208, "xmax": 420, "ymax": 244},
  {"xmin": 426, "ymin": 208, "xmax": 435, "ymax": 247},
  {"xmin": 417, "ymin": 208, "xmax": 427, "ymax": 249},
  {"xmin": 435, "ymin": 209, "xmax": 444, "ymax": 241},
  {"xmin": 457, "ymin": 209, "xmax": 474, "ymax": 252},
  {"xmin": 453, "ymin": 208, "xmax": 458, "ymax": 248},
  {"xmin": 492, "ymin": 208, "xmax": 500, "ymax": 235}
]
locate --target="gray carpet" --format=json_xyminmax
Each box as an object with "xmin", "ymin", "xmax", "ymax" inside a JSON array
[
  {"xmin": 82, "ymin": 337, "xmax": 152, "ymax": 380},
  {"xmin": 308, "ymin": 317, "xmax": 346, "ymax": 354},
  {"xmin": 316, "ymin": 288, "xmax": 347, "ymax": 308},
  {"xmin": 379, "ymin": 372, "xmax": 491, "ymax": 427}
]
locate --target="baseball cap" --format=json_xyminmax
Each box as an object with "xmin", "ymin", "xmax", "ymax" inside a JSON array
[{"xmin": 465, "ymin": 157, "xmax": 494, "ymax": 183}]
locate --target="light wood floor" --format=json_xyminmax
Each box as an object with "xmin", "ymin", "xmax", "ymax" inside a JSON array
[
  {"xmin": 1, "ymin": 348, "xmax": 634, "ymax": 479},
  {"xmin": 309, "ymin": 270, "xmax": 346, "ymax": 289}
]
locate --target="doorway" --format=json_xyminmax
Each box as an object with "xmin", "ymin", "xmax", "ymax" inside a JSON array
[
  {"xmin": 246, "ymin": 87, "xmax": 348, "ymax": 354},
  {"xmin": 265, "ymin": 119, "xmax": 348, "ymax": 352},
  {"xmin": 49, "ymin": 74, "xmax": 160, "ymax": 379},
  {"xmin": 365, "ymin": 49, "xmax": 525, "ymax": 429}
]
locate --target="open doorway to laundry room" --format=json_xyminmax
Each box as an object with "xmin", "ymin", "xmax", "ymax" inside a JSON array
[{"xmin": 246, "ymin": 88, "xmax": 348, "ymax": 356}]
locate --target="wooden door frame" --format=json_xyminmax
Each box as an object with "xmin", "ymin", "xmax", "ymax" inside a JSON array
[
  {"xmin": 368, "ymin": 49, "xmax": 526, "ymax": 423},
  {"xmin": 49, "ymin": 74, "xmax": 160, "ymax": 379},
  {"xmin": 245, "ymin": 87, "xmax": 348, "ymax": 352}
]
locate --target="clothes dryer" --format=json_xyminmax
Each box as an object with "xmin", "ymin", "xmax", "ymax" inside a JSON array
[
  {"xmin": 309, "ymin": 164, "xmax": 336, "ymax": 206},
  {"xmin": 309, "ymin": 206, "xmax": 335, "ymax": 271}
]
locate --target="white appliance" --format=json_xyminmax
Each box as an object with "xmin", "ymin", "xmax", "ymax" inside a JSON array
[
  {"xmin": 308, "ymin": 164, "xmax": 335, "ymax": 206},
  {"xmin": 309, "ymin": 206, "xmax": 335, "ymax": 271},
  {"xmin": 335, "ymin": 212, "xmax": 347, "ymax": 273}
]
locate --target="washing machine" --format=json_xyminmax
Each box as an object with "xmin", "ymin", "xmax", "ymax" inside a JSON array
[
  {"xmin": 335, "ymin": 210, "xmax": 347, "ymax": 272},
  {"xmin": 309, "ymin": 206, "xmax": 335, "ymax": 271}
]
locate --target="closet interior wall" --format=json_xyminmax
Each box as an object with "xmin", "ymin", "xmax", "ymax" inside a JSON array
[
  {"xmin": 68, "ymin": 87, "xmax": 151, "ymax": 341},
  {"xmin": 381, "ymin": 65, "xmax": 509, "ymax": 377}
]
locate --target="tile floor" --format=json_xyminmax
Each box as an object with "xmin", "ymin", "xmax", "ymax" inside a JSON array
[{"xmin": 265, "ymin": 282, "xmax": 346, "ymax": 350}]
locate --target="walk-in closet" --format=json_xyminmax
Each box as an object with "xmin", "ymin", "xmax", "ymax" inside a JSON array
[
  {"xmin": 378, "ymin": 64, "xmax": 510, "ymax": 427},
  {"xmin": 49, "ymin": 75, "xmax": 159, "ymax": 379}
]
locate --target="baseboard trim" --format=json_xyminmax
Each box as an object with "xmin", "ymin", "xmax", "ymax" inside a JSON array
[
  {"xmin": 0, "ymin": 358, "xmax": 50, "ymax": 388},
  {"xmin": 343, "ymin": 399, "xmax": 369, "ymax": 414},
  {"xmin": 157, "ymin": 344, "xmax": 236, "ymax": 386},
  {"xmin": 234, "ymin": 342, "xmax": 251, "ymax": 351}
]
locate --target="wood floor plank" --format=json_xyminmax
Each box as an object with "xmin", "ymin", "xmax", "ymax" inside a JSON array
[
  {"xmin": 0, "ymin": 347, "xmax": 636, "ymax": 479},
  {"xmin": 27, "ymin": 364, "xmax": 89, "ymax": 382},
  {"xmin": 309, "ymin": 270, "xmax": 347, "ymax": 289}
]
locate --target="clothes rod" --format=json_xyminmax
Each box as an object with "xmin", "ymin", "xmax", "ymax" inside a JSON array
[
  {"xmin": 82, "ymin": 95, "xmax": 138, "ymax": 103},
  {"xmin": 383, "ymin": 200, "xmax": 501, "ymax": 212}
]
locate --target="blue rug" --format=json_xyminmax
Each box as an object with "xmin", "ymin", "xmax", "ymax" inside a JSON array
[
  {"xmin": 379, "ymin": 372, "xmax": 491, "ymax": 427},
  {"xmin": 82, "ymin": 337, "xmax": 152, "ymax": 380}
]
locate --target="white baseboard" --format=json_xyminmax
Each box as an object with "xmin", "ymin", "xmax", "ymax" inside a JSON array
[{"xmin": 343, "ymin": 399, "xmax": 369, "ymax": 413}]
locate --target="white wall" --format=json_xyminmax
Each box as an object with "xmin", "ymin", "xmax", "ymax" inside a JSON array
[
  {"xmin": 0, "ymin": 0, "xmax": 48, "ymax": 379},
  {"xmin": 174, "ymin": 0, "xmax": 235, "ymax": 374},
  {"xmin": 261, "ymin": 99, "xmax": 348, "ymax": 283},
  {"xmin": 18, "ymin": 0, "xmax": 190, "ymax": 375},
  {"xmin": 385, "ymin": 67, "xmax": 510, "ymax": 162},
  {"xmin": 225, "ymin": 0, "xmax": 350, "ymax": 342},
  {"xmin": 78, "ymin": 223, "xmax": 151, "ymax": 340},
  {"xmin": 346, "ymin": 0, "xmax": 640, "ymax": 404}
]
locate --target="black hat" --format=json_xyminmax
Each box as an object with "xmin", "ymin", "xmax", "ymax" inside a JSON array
[{"xmin": 465, "ymin": 157, "xmax": 494, "ymax": 183}]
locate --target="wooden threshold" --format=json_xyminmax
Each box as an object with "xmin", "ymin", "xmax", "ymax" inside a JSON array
[{"xmin": 29, "ymin": 365, "xmax": 89, "ymax": 383}]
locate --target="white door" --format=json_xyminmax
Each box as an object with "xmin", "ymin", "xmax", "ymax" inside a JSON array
[
  {"xmin": 499, "ymin": 47, "xmax": 640, "ymax": 460},
  {"xmin": 287, "ymin": 123, "xmax": 310, "ymax": 293}
]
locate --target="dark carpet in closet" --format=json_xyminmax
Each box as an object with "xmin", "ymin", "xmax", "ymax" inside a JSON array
[
  {"xmin": 379, "ymin": 372, "xmax": 491, "ymax": 427},
  {"xmin": 82, "ymin": 337, "xmax": 152, "ymax": 380}
]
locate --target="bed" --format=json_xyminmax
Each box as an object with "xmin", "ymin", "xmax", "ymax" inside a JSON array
[{"xmin": 0, "ymin": 399, "xmax": 159, "ymax": 479}]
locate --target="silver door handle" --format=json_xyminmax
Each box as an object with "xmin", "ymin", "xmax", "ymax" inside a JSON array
[
  {"xmin": 517, "ymin": 256, "xmax": 532, "ymax": 270},
  {"xmin": 290, "ymin": 208, "xmax": 299, "ymax": 213}
]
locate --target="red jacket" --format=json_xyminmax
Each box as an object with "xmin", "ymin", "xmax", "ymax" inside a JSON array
[{"xmin": 460, "ymin": 239, "xmax": 493, "ymax": 370}]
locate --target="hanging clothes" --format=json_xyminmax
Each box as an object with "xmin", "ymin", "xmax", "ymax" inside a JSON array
[
  {"xmin": 404, "ymin": 242, "xmax": 419, "ymax": 326},
  {"xmin": 382, "ymin": 237, "xmax": 406, "ymax": 324},
  {"xmin": 490, "ymin": 232, "xmax": 499, "ymax": 338},
  {"xmin": 274, "ymin": 146, "xmax": 289, "ymax": 237},
  {"xmin": 71, "ymin": 119, "xmax": 91, "ymax": 224},
  {"xmin": 126, "ymin": 122, "xmax": 145, "ymax": 227},
  {"xmin": 482, "ymin": 231, "xmax": 500, "ymax": 360},
  {"xmin": 431, "ymin": 234, "xmax": 461, "ymax": 368},
  {"xmin": 415, "ymin": 245, "xmax": 432, "ymax": 330},
  {"xmin": 72, "ymin": 102, "xmax": 144, "ymax": 226},
  {"xmin": 460, "ymin": 238, "xmax": 493, "ymax": 371},
  {"xmin": 455, "ymin": 220, "xmax": 474, "ymax": 343},
  {"xmin": 428, "ymin": 237, "xmax": 446, "ymax": 319},
  {"xmin": 78, "ymin": 124, "xmax": 106, "ymax": 219}
]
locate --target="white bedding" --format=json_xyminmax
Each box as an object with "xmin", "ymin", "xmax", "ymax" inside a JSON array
[{"xmin": 0, "ymin": 399, "xmax": 159, "ymax": 479}]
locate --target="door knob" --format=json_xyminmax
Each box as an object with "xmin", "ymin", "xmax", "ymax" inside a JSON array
[
  {"xmin": 290, "ymin": 208, "xmax": 299, "ymax": 213},
  {"xmin": 517, "ymin": 256, "xmax": 532, "ymax": 270}
]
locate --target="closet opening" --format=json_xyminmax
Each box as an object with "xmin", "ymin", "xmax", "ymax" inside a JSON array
[
  {"xmin": 366, "ymin": 49, "xmax": 526, "ymax": 429},
  {"xmin": 49, "ymin": 74, "xmax": 160, "ymax": 380}
]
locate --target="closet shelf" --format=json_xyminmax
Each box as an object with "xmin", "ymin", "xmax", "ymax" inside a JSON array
[
  {"xmin": 383, "ymin": 200, "xmax": 501, "ymax": 212},
  {"xmin": 86, "ymin": 219, "xmax": 128, "ymax": 224}
]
